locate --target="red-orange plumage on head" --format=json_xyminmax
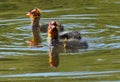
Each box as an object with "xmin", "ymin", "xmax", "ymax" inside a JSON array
[
  {"xmin": 26, "ymin": 8, "xmax": 41, "ymax": 18},
  {"xmin": 48, "ymin": 20, "xmax": 58, "ymax": 38}
]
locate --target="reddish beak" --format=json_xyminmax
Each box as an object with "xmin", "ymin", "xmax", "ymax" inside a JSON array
[
  {"xmin": 48, "ymin": 26, "xmax": 55, "ymax": 34},
  {"xmin": 49, "ymin": 29, "xmax": 53, "ymax": 34},
  {"xmin": 26, "ymin": 12, "xmax": 31, "ymax": 16}
]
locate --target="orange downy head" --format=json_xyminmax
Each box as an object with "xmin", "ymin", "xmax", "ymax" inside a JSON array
[
  {"xmin": 48, "ymin": 20, "xmax": 58, "ymax": 37},
  {"xmin": 26, "ymin": 8, "xmax": 41, "ymax": 19}
]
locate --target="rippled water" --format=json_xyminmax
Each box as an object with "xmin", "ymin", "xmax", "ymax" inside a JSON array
[
  {"xmin": 0, "ymin": 13, "xmax": 120, "ymax": 55},
  {"xmin": 1, "ymin": 70, "xmax": 120, "ymax": 78},
  {"xmin": 0, "ymin": 0, "xmax": 120, "ymax": 81}
]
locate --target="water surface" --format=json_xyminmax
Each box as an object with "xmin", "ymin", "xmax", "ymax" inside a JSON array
[{"xmin": 0, "ymin": 0, "xmax": 120, "ymax": 81}]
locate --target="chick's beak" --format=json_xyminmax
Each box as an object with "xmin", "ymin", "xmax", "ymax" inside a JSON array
[
  {"xmin": 48, "ymin": 26, "xmax": 55, "ymax": 34},
  {"xmin": 26, "ymin": 12, "xmax": 33, "ymax": 17}
]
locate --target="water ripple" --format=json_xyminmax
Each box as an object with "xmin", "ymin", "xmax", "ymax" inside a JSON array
[
  {"xmin": 106, "ymin": 25, "xmax": 120, "ymax": 28},
  {"xmin": 0, "ymin": 13, "xmax": 119, "ymax": 54},
  {"xmin": 42, "ymin": 8, "xmax": 72, "ymax": 12},
  {"xmin": 0, "ymin": 70, "xmax": 120, "ymax": 78}
]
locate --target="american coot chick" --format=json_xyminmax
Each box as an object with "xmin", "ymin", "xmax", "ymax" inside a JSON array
[{"xmin": 26, "ymin": 8, "xmax": 42, "ymax": 47}]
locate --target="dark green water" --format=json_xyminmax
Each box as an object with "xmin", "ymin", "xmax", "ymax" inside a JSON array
[{"xmin": 0, "ymin": 0, "xmax": 120, "ymax": 81}]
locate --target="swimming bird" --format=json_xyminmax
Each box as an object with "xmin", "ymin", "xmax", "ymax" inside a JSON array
[
  {"xmin": 26, "ymin": 8, "xmax": 64, "ymax": 47},
  {"xmin": 47, "ymin": 20, "xmax": 88, "ymax": 67},
  {"xmin": 26, "ymin": 8, "xmax": 42, "ymax": 47},
  {"xmin": 48, "ymin": 20, "xmax": 63, "ymax": 67}
]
